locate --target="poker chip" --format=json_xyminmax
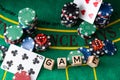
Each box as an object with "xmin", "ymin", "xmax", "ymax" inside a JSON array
[
  {"xmin": 103, "ymin": 40, "xmax": 117, "ymax": 55},
  {"xmin": 61, "ymin": 15, "xmax": 77, "ymax": 27},
  {"xmin": 95, "ymin": 17, "xmax": 108, "ymax": 24},
  {"xmin": 98, "ymin": 2, "xmax": 113, "ymax": 17},
  {"xmin": 89, "ymin": 38, "xmax": 104, "ymax": 51},
  {"xmin": 34, "ymin": 33, "xmax": 51, "ymax": 51},
  {"xmin": 24, "ymin": 26, "xmax": 37, "ymax": 34},
  {"xmin": 78, "ymin": 21, "xmax": 96, "ymax": 37},
  {"xmin": 89, "ymin": 38, "xmax": 105, "ymax": 57},
  {"xmin": 18, "ymin": 8, "xmax": 36, "ymax": 28},
  {"xmin": 0, "ymin": 45, "xmax": 8, "ymax": 53},
  {"xmin": 4, "ymin": 37, "xmax": 22, "ymax": 44},
  {"xmin": 4, "ymin": 25, "xmax": 23, "ymax": 44},
  {"xmin": 13, "ymin": 71, "xmax": 31, "ymax": 80},
  {"xmin": 61, "ymin": 17, "xmax": 77, "ymax": 27},
  {"xmin": 61, "ymin": 2, "xmax": 79, "ymax": 27},
  {"xmin": 78, "ymin": 47, "xmax": 91, "ymax": 61},
  {"xmin": 94, "ymin": 16, "xmax": 110, "ymax": 28},
  {"xmin": 21, "ymin": 37, "xmax": 35, "ymax": 51},
  {"xmin": 77, "ymin": 27, "xmax": 92, "ymax": 39},
  {"xmin": 0, "ymin": 45, "xmax": 8, "ymax": 59},
  {"xmin": 62, "ymin": 2, "xmax": 79, "ymax": 17},
  {"xmin": 18, "ymin": 7, "xmax": 37, "ymax": 34},
  {"xmin": 94, "ymin": 2, "xmax": 113, "ymax": 29},
  {"xmin": 90, "ymin": 49, "xmax": 104, "ymax": 57},
  {"xmin": 67, "ymin": 50, "xmax": 86, "ymax": 64}
]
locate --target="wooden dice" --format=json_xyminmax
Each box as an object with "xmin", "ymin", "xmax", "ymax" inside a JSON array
[
  {"xmin": 57, "ymin": 58, "xmax": 67, "ymax": 69},
  {"xmin": 87, "ymin": 56, "xmax": 99, "ymax": 68},
  {"xmin": 44, "ymin": 58, "xmax": 55, "ymax": 70},
  {"xmin": 72, "ymin": 56, "xmax": 82, "ymax": 66}
]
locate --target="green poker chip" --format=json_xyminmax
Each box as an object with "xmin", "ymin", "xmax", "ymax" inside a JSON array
[
  {"xmin": 4, "ymin": 25, "xmax": 23, "ymax": 41},
  {"xmin": 67, "ymin": 50, "xmax": 85, "ymax": 64},
  {"xmin": 18, "ymin": 8, "xmax": 36, "ymax": 28},
  {"xmin": 0, "ymin": 50, "xmax": 3, "ymax": 61},
  {"xmin": 78, "ymin": 21, "xmax": 96, "ymax": 36}
]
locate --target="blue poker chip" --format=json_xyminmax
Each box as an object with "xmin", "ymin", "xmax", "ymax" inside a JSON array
[
  {"xmin": 103, "ymin": 40, "xmax": 117, "ymax": 55},
  {"xmin": 78, "ymin": 47, "xmax": 91, "ymax": 61},
  {"xmin": 98, "ymin": 2, "xmax": 113, "ymax": 17},
  {"xmin": 21, "ymin": 37, "xmax": 35, "ymax": 51}
]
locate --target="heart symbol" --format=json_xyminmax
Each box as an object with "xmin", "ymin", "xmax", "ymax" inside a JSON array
[
  {"xmin": 85, "ymin": 0, "xmax": 90, "ymax": 4},
  {"xmin": 93, "ymin": 2, "xmax": 99, "ymax": 7},
  {"xmin": 89, "ymin": 13, "xmax": 94, "ymax": 19},
  {"xmin": 81, "ymin": 10, "xmax": 86, "ymax": 15}
]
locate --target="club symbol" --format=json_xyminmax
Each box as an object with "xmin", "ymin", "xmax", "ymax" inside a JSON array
[
  {"xmin": 11, "ymin": 50, "xmax": 18, "ymax": 56},
  {"xmin": 17, "ymin": 64, "xmax": 24, "ymax": 71},
  {"xmin": 33, "ymin": 57, "xmax": 39, "ymax": 64},
  {"xmin": 28, "ymin": 68, "xmax": 35, "ymax": 75},
  {"xmin": 22, "ymin": 53, "xmax": 28, "ymax": 60},
  {"xmin": 6, "ymin": 60, "xmax": 13, "ymax": 67}
]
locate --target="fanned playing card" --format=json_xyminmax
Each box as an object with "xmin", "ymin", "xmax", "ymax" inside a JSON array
[
  {"xmin": 74, "ymin": 0, "xmax": 103, "ymax": 24},
  {"xmin": 1, "ymin": 44, "xmax": 45, "ymax": 80}
]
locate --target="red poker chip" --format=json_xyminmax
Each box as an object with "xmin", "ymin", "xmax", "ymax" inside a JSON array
[
  {"xmin": 35, "ymin": 33, "xmax": 48, "ymax": 46},
  {"xmin": 91, "ymin": 38, "xmax": 104, "ymax": 51},
  {"xmin": 13, "ymin": 71, "xmax": 31, "ymax": 80}
]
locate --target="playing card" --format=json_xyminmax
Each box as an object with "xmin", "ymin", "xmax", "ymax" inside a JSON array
[
  {"xmin": 74, "ymin": 0, "xmax": 102, "ymax": 24},
  {"xmin": 1, "ymin": 44, "xmax": 45, "ymax": 80}
]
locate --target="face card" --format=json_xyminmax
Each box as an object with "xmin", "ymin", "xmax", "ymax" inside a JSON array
[
  {"xmin": 74, "ymin": 0, "xmax": 102, "ymax": 24},
  {"xmin": 1, "ymin": 44, "xmax": 45, "ymax": 80}
]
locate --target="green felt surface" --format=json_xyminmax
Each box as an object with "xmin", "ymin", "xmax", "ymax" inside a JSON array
[{"xmin": 0, "ymin": 0, "xmax": 120, "ymax": 80}]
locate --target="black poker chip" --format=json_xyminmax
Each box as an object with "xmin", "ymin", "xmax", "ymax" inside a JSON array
[
  {"xmin": 61, "ymin": 14, "xmax": 78, "ymax": 21},
  {"xmin": 61, "ymin": 11, "xmax": 78, "ymax": 27},
  {"xmin": 61, "ymin": 2, "xmax": 79, "ymax": 27},
  {"xmin": 62, "ymin": 2, "xmax": 79, "ymax": 17},
  {"xmin": 94, "ymin": 17, "xmax": 110, "ymax": 29},
  {"xmin": 35, "ymin": 42, "xmax": 51, "ymax": 52},
  {"xmin": 61, "ymin": 19, "xmax": 77, "ymax": 27},
  {"xmin": 0, "ymin": 45, "xmax": 8, "ymax": 59},
  {"xmin": 89, "ymin": 48, "xmax": 105, "ymax": 57}
]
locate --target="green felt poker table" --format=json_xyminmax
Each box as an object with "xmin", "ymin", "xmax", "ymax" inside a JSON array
[{"xmin": 0, "ymin": 0, "xmax": 120, "ymax": 80}]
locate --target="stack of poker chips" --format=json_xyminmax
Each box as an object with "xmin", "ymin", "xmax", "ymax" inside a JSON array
[
  {"xmin": 89, "ymin": 38, "xmax": 117, "ymax": 57},
  {"xmin": 18, "ymin": 8, "xmax": 37, "ymax": 34},
  {"xmin": 61, "ymin": 2, "xmax": 79, "ymax": 27},
  {"xmin": 4, "ymin": 8, "xmax": 38, "ymax": 44},
  {"xmin": 34, "ymin": 33, "xmax": 51, "ymax": 51},
  {"xmin": 67, "ymin": 38, "xmax": 117, "ymax": 67},
  {"xmin": 4, "ymin": 25, "xmax": 23, "ymax": 44},
  {"xmin": 94, "ymin": 2, "xmax": 113, "ymax": 28},
  {"xmin": 77, "ymin": 21, "xmax": 96, "ymax": 39}
]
